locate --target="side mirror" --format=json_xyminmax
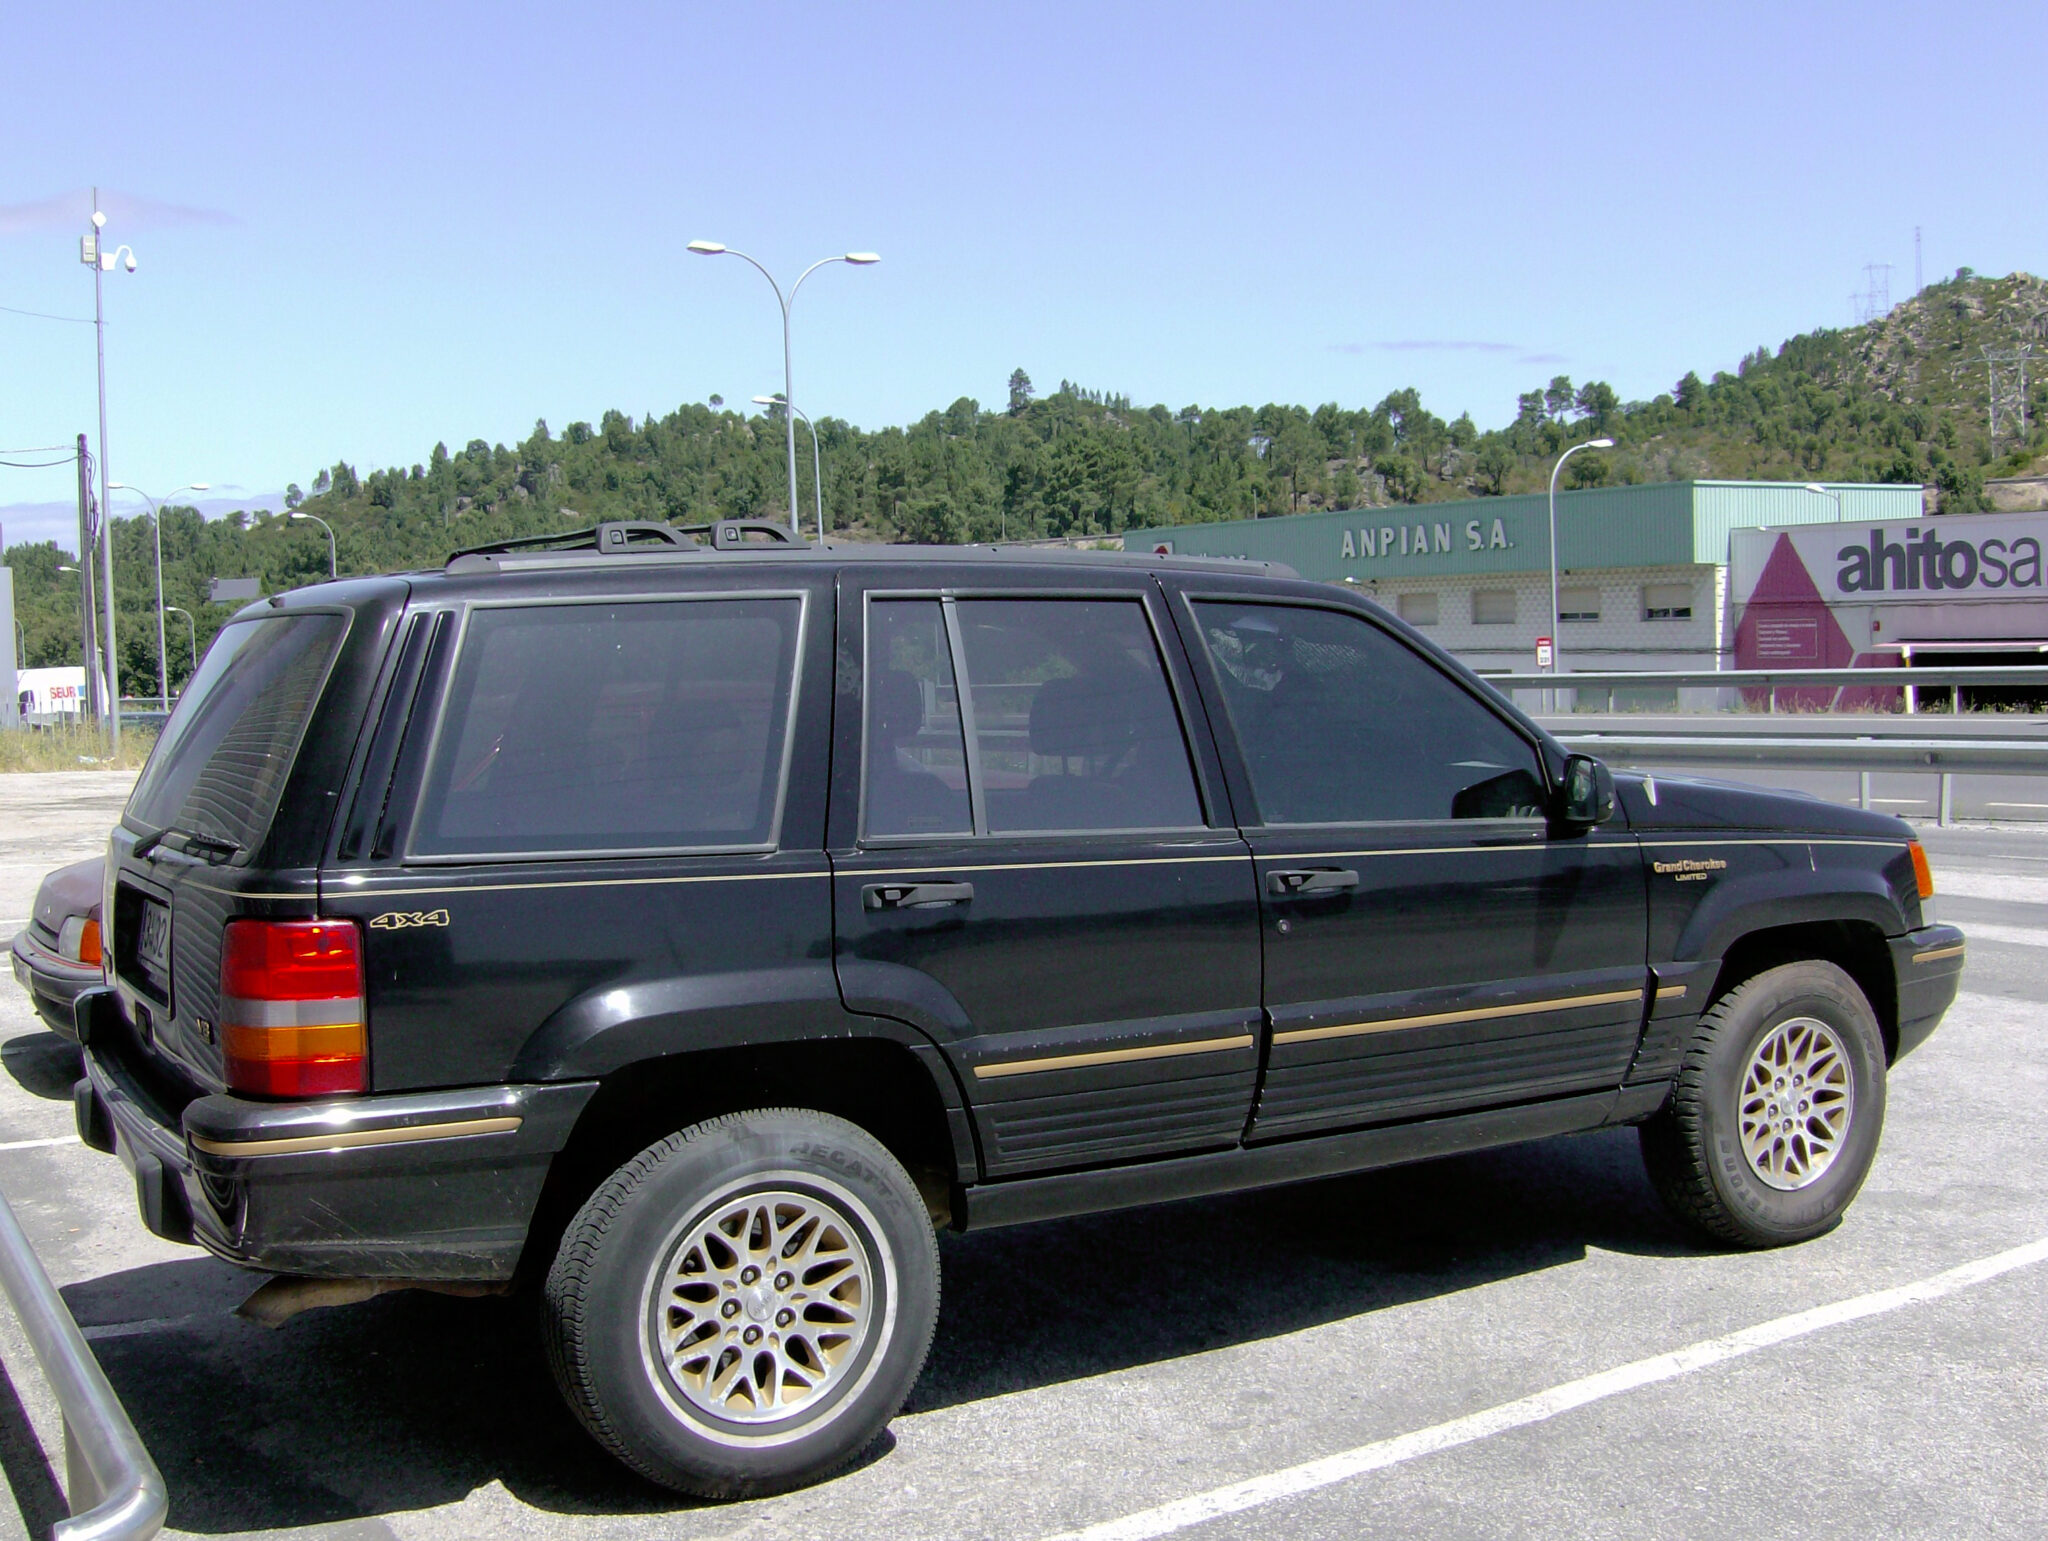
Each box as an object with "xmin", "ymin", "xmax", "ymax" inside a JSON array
[{"xmin": 1556, "ymin": 753, "xmax": 1614, "ymax": 828}]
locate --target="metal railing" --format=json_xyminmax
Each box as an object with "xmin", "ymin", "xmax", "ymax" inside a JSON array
[
  {"xmin": 1488, "ymin": 663, "xmax": 2048, "ymax": 715},
  {"xmin": 0, "ymin": 1190, "xmax": 166, "ymax": 1540}
]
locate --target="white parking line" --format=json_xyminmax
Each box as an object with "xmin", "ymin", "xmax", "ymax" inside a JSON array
[
  {"xmin": 81, "ymin": 1313, "xmax": 207, "ymax": 1343},
  {"xmin": 0, "ymin": 1135, "xmax": 80, "ymax": 1152},
  {"xmin": 1954, "ymin": 921, "xmax": 2048, "ymax": 950},
  {"xmin": 1046, "ymin": 1234, "xmax": 2048, "ymax": 1541}
]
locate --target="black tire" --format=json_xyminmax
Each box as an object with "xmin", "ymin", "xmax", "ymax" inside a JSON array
[
  {"xmin": 1640, "ymin": 960, "xmax": 1887, "ymax": 1249},
  {"xmin": 541, "ymin": 1108, "xmax": 940, "ymax": 1498}
]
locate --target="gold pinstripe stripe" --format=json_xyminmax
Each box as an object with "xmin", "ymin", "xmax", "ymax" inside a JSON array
[
  {"xmin": 191, "ymin": 1115, "xmax": 522, "ymax": 1158},
  {"xmin": 1656, "ymin": 985, "xmax": 1688, "ymax": 1001},
  {"xmin": 1272, "ymin": 987, "xmax": 1644, "ymax": 1048},
  {"xmin": 1911, "ymin": 944, "xmax": 1966, "ymax": 964},
  {"xmin": 974, "ymin": 1033, "xmax": 1256, "ymax": 1080}
]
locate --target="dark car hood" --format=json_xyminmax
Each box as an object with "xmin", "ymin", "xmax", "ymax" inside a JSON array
[
  {"xmin": 1615, "ymin": 771, "xmax": 1912, "ymax": 840},
  {"xmin": 34, "ymin": 856, "xmax": 105, "ymax": 931}
]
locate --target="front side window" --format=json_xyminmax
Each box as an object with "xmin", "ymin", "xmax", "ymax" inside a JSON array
[
  {"xmin": 1193, "ymin": 601, "xmax": 1546, "ymax": 825},
  {"xmin": 412, "ymin": 597, "xmax": 801, "ymax": 857}
]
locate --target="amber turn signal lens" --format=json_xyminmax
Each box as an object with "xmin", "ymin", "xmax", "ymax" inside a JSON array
[{"xmin": 1908, "ymin": 841, "xmax": 1934, "ymax": 901}]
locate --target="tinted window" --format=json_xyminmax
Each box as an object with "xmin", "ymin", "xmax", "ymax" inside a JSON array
[
  {"xmin": 954, "ymin": 598, "xmax": 1201, "ymax": 834},
  {"xmin": 1194, "ymin": 602, "xmax": 1545, "ymax": 825},
  {"xmin": 412, "ymin": 597, "xmax": 800, "ymax": 857},
  {"xmin": 126, "ymin": 613, "xmax": 345, "ymax": 857},
  {"xmin": 864, "ymin": 600, "xmax": 972, "ymax": 838}
]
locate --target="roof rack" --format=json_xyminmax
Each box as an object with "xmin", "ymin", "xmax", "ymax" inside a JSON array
[{"xmin": 447, "ymin": 519, "xmax": 805, "ymax": 565}]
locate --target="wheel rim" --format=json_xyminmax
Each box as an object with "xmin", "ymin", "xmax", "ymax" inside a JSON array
[
  {"xmin": 1738, "ymin": 1015, "xmax": 1855, "ymax": 1191},
  {"xmin": 648, "ymin": 1186, "xmax": 876, "ymax": 1427}
]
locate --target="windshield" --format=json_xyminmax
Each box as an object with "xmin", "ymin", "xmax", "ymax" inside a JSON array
[{"xmin": 125, "ymin": 612, "xmax": 347, "ymax": 858}]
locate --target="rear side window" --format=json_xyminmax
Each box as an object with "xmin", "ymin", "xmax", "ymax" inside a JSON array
[
  {"xmin": 864, "ymin": 600, "xmax": 972, "ymax": 838},
  {"xmin": 411, "ymin": 597, "xmax": 801, "ymax": 858},
  {"xmin": 1193, "ymin": 601, "xmax": 1545, "ymax": 825},
  {"xmin": 126, "ymin": 613, "xmax": 346, "ymax": 858}
]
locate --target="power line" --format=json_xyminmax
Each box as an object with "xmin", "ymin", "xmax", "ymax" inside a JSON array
[{"xmin": 0, "ymin": 302, "xmax": 96, "ymax": 325}]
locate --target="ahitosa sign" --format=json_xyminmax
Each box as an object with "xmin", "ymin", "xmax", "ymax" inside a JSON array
[{"xmin": 1834, "ymin": 524, "xmax": 2043, "ymax": 594}]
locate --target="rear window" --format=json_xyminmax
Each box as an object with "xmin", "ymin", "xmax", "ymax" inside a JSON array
[
  {"xmin": 125, "ymin": 612, "xmax": 348, "ymax": 858},
  {"xmin": 410, "ymin": 596, "xmax": 802, "ymax": 858}
]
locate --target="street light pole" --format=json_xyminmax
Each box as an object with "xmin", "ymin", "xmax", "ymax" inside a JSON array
[
  {"xmin": 688, "ymin": 242, "xmax": 877, "ymax": 538},
  {"xmin": 1547, "ymin": 437, "xmax": 1615, "ymax": 695},
  {"xmin": 111, "ymin": 483, "xmax": 209, "ymax": 709},
  {"xmin": 290, "ymin": 511, "xmax": 337, "ymax": 578},
  {"xmin": 753, "ymin": 396, "xmax": 827, "ymax": 541},
  {"xmin": 164, "ymin": 606, "xmax": 198, "ymax": 686},
  {"xmin": 1802, "ymin": 483, "xmax": 1846, "ymax": 522}
]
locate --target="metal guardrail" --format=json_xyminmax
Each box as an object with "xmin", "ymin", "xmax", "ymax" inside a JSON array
[
  {"xmin": 1488, "ymin": 665, "xmax": 2048, "ymax": 691},
  {"xmin": 1549, "ymin": 732, "xmax": 2048, "ymax": 775},
  {"xmin": 0, "ymin": 1190, "xmax": 166, "ymax": 1540}
]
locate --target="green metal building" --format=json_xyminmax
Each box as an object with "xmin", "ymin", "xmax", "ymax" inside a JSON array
[{"xmin": 1126, "ymin": 480, "xmax": 1924, "ymax": 673}]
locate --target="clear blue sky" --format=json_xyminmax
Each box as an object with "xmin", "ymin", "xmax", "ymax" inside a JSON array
[{"xmin": 3, "ymin": 0, "xmax": 2042, "ymax": 549}]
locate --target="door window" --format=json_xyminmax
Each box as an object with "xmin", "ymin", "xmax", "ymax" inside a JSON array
[
  {"xmin": 953, "ymin": 599, "xmax": 1203, "ymax": 834},
  {"xmin": 862, "ymin": 596, "xmax": 1204, "ymax": 838},
  {"xmin": 863, "ymin": 600, "xmax": 973, "ymax": 838},
  {"xmin": 411, "ymin": 596, "xmax": 801, "ymax": 857},
  {"xmin": 1193, "ymin": 601, "xmax": 1546, "ymax": 825}
]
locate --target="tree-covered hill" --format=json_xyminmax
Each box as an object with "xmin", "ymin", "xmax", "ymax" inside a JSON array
[{"xmin": 8, "ymin": 269, "xmax": 2047, "ymax": 698}]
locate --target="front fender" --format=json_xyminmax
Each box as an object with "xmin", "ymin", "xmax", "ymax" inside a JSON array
[{"xmin": 1676, "ymin": 864, "xmax": 1909, "ymax": 965}]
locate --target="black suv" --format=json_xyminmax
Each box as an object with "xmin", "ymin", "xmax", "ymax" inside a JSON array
[{"xmin": 73, "ymin": 522, "xmax": 1965, "ymax": 1497}]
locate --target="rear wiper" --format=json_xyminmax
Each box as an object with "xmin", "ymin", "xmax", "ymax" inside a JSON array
[
  {"xmin": 178, "ymin": 832, "xmax": 242, "ymax": 863},
  {"xmin": 138, "ymin": 828, "xmax": 241, "ymax": 864}
]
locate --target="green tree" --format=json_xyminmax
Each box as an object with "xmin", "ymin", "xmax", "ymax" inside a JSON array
[{"xmin": 1007, "ymin": 369, "xmax": 1035, "ymax": 416}]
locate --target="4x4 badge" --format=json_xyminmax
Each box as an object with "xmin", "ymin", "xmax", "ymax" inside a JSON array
[{"xmin": 369, "ymin": 908, "xmax": 451, "ymax": 930}]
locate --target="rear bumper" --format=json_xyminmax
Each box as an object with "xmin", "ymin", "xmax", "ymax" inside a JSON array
[
  {"xmin": 1890, "ymin": 923, "xmax": 1966, "ymax": 1062},
  {"xmin": 74, "ymin": 988, "xmax": 597, "ymax": 1281},
  {"xmin": 8, "ymin": 930, "xmax": 99, "ymax": 1040}
]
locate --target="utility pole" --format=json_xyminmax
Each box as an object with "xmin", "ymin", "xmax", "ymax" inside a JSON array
[
  {"xmin": 88, "ymin": 189, "xmax": 123, "ymax": 751},
  {"xmin": 74, "ymin": 434, "xmax": 102, "ymax": 721}
]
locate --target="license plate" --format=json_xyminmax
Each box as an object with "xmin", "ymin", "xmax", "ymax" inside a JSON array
[{"xmin": 136, "ymin": 901, "xmax": 171, "ymax": 977}]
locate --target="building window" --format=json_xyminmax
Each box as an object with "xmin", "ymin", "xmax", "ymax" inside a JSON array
[
  {"xmin": 1472, "ymin": 590, "xmax": 1516, "ymax": 625},
  {"xmin": 1559, "ymin": 587, "xmax": 1601, "ymax": 622},
  {"xmin": 1642, "ymin": 583, "xmax": 1694, "ymax": 621},
  {"xmin": 1397, "ymin": 592, "xmax": 1438, "ymax": 626}
]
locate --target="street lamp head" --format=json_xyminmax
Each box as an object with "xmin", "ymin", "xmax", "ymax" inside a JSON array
[
  {"xmin": 1803, "ymin": 483, "xmax": 1829, "ymax": 495},
  {"xmin": 290, "ymin": 511, "xmax": 310, "ymax": 521},
  {"xmin": 108, "ymin": 482, "xmax": 127, "ymax": 491},
  {"xmin": 59, "ymin": 564, "xmax": 79, "ymax": 573},
  {"xmin": 1588, "ymin": 438, "xmax": 1615, "ymax": 449},
  {"xmin": 752, "ymin": 394, "xmax": 785, "ymax": 406},
  {"xmin": 686, "ymin": 240, "xmax": 726, "ymax": 255},
  {"xmin": 92, "ymin": 211, "xmax": 106, "ymax": 229},
  {"xmin": 189, "ymin": 483, "xmax": 210, "ymax": 492},
  {"xmin": 843, "ymin": 252, "xmax": 880, "ymax": 265},
  {"xmin": 124, "ymin": 251, "xmax": 137, "ymax": 273}
]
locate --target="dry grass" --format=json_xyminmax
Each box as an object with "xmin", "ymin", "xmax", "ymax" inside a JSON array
[{"xmin": 0, "ymin": 724, "xmax": 159, "ymax": 773}]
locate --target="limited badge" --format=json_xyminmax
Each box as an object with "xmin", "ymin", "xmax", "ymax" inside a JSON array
[
  {"xmin": 369, "ymin": 908, "xmax": 451, "ymax": 930},
  {"xmin": 1653, "ymin": 858, "xmax": 1728, "ymax": 882}
]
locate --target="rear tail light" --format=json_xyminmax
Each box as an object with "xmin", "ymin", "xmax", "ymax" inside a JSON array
[
  {"xmin": 1908, "ymin": 841, "xmax": 1935, "ymax": 901},
  {"xmin": 58, "ymin": 915, "xmax": 102, "ymax": 967},
  {"xmin": 218, "ymin": 919, "xmax": 366, "ymax": 1097}
]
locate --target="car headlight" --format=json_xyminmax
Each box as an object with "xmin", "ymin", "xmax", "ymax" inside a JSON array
[{"xmin": 57, "ymin": 915, "xmax": 102, "ymax": 966}]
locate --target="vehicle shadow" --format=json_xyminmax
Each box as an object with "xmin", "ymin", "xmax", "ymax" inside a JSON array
[
  {"xmin": 1, "ymin": 1033, "xmax": 84, "ymax": 1102},
  {"xmin": 72, "ymin": 1126, "xmax": 1689, "ymax": 1532}
]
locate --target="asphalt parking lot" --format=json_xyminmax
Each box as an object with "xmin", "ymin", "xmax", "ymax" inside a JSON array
[{"xmin": 0, "ymin": 777, "xmax": 2043, "ymax": 1541}]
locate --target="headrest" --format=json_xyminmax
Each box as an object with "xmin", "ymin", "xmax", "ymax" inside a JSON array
[
  {"xmin": 871, "ymin": 668, "xmax": 928, "ymax": 743},
  {"xmin": 1029, "ymin": 674, "xmax": 1137, "ymax": 759}
]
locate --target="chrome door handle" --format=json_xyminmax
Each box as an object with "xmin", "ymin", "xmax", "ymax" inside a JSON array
[
  {"xmin": 863, "ymin": 881, "xmax": 975, "ymax": 910},
  {"xmin": 1266, "ymin": 868, "xmax": 1360, "ymax": 896}
]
